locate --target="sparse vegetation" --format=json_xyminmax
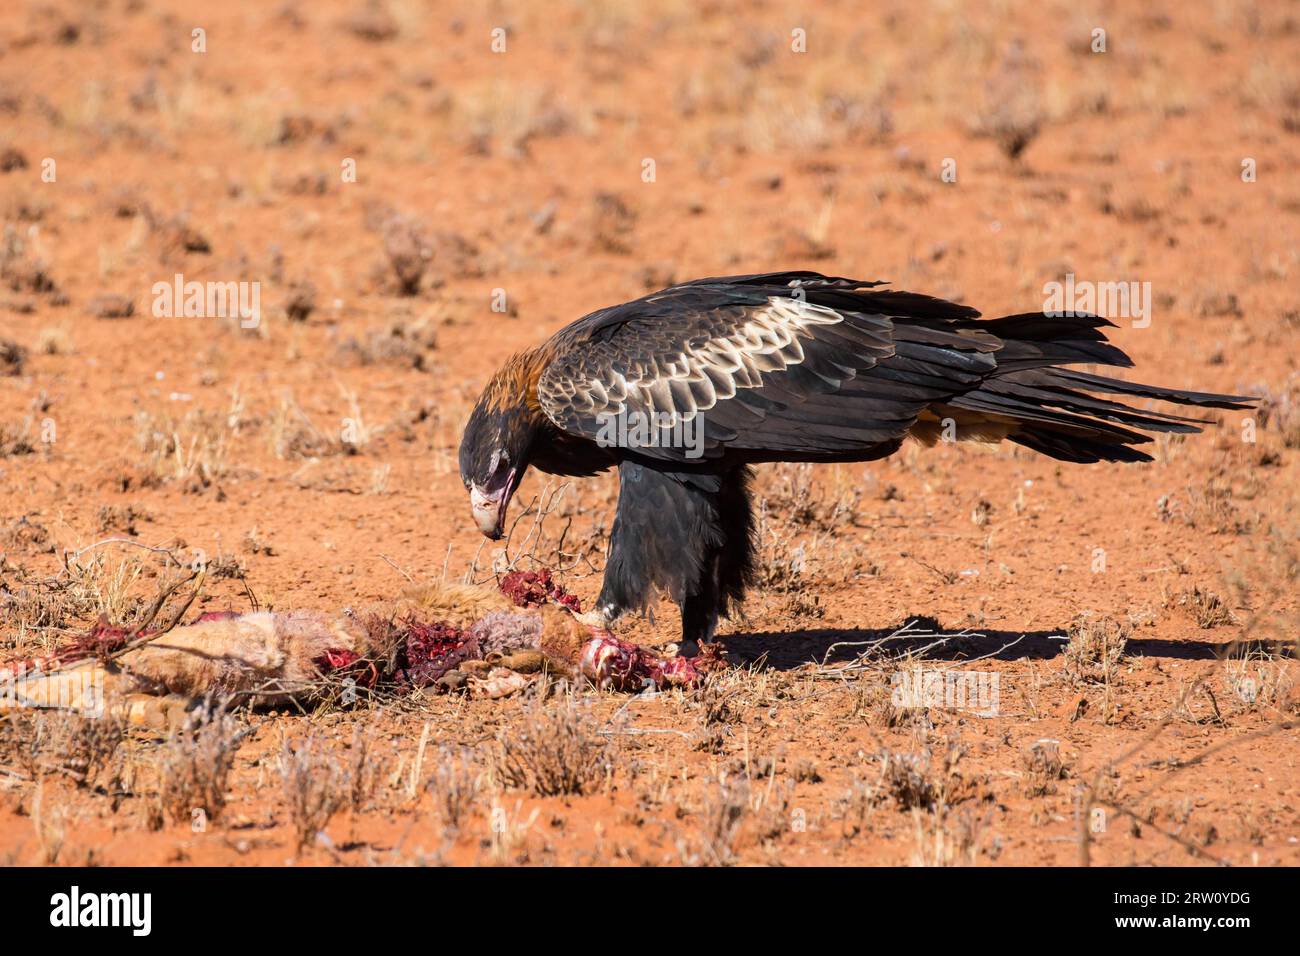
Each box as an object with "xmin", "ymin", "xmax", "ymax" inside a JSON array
[
  {"xmin": 870, "ymin": 738, "xmax": 976, "ymax": 814},
  {"xmin": 1062, "ymin": 613, "xmax": 1130, "ymax": 685},
  {"xmin": 1, "ymin": 710, "xmax": 125, "ymax": 789},
  {"xmin": 280, "ymin": 735, "xmax": 349, "ymax": 852},
  {"xmin": 153, "ymin": 703, "xmax": 242, "ymax": 828},
  {"xmin": 427, "ymin": 745, "xmax": 480, "ymax": 832},
  {"xmin": 493, "ymin": 697, "xmax": 612, "ymax": 797},
  {"xmin": 1177, "ymin": 586, "xmax": 1237, "ymax": 629},
  {"xmin": 1022, "ymin": 738, "xmax": 1067, "ymax": 797}
]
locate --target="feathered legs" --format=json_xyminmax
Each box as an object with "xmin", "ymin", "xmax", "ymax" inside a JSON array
[{"xmin": 593, "ymin": 462, "xmax": 755, "ymax": 653}]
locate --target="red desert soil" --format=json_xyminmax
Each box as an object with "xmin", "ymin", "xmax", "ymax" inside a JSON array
[{"xmin": 0, "ymin": 0, "xmax": 1297, "ymax": 866}]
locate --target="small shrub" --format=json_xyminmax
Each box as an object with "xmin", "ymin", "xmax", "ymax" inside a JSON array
[
  {"xmin": 154, "ymin": 702, "xmax": 241, "ymax": 827},
  {"xmin": 1023, "ymin": 738, "xmax": 1067, "ymax": 797},
  {"xmin": 494, "ymin": 698, "xmax": 612, "ymax": 796},
  {"xmin": 280, "ymin": 735, "xmax": 349, "ymax": 852},
  {"xmin": 1063, "ymin": 613, "xmax": 1130, "ymax": 684}
]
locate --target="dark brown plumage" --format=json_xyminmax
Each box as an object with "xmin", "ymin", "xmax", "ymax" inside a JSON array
[{"xmin": 458, "ymin": 271, "xmax": 1255, "ymax": 650}]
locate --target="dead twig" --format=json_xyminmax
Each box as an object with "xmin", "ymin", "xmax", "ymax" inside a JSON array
[{"xmin": 103, "ymin": 569, "xmax": 204, "ymax": 663}]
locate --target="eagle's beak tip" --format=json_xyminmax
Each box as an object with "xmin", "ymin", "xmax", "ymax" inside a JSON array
[{"xmin": 470, "ymin": 482, "xmax": 512, "ymax": 539}]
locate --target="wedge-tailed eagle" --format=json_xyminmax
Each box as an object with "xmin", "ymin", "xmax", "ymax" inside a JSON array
[{"xmin": 458, "ymin": 272, "xmax": 1253, "ymax": 652}]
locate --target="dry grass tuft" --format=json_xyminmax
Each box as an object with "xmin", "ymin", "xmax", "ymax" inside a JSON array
[
  {"xmin": 1062, "ymin": 613, "xmax": 1130, "ymax": 685},
  {"xmin": 1177, "ymin": 586, "xmax": 1237, "ymax": 629},
  {"xmin": 873, "ymin": 738, "xmax": 971, "ymax": 813},
  {"xmin": 698, "ymin": 776, "xmax": 750, "ymax": 866},
  {"xmin": 494, "ymin": 697, "xmax": 612, "ymax": 796},
  {"xmin": 754, "ymin": 507, "xmax": 825, "ymax": 619},
  {"xmin": 280, "ymin": 735, "xmax": 349, "ymax": 852},
  {"xmin": 0, "ymin": 337, "xmax": 27, "ymax": 376},
  {"xmin": 1, "ymin": 710, "xmax": 125, "ymax": 788},
  {"xmin": 345, "ymin": 726, "xmax": 383, "ymax": 813},
  {"xmin": 690, "ymin": 672, "xmax": 741, "ymax": 724},
  {"xmin": 676, "ymin": 776, "xmax": 751, "ymax": 866},
  {"xmin": 427, "ymin": 744, "xmax": 481, "ymax": 831},
  {"xmin": 1022, "ymin": 738, "xmax": 1067, "ymax": 797},
  {"xmin": 380, "ymin": 215, "xmax": 432, "ymax": 296},
  {"xmin": 133, "ymin": 407, "xmax": 230, "ymax": 491},
  {"xmin": 975, "ymin": 41, "xmax": 1044, "ymax": 161},
  {"xmin": 910, "ymin": 806, "xmax": 995, "ymax": 866},
  {"xmin": 31, "ymin": 780, "xmax": 73, "ymax": 864},
  {"xmin": 854, "ymin": 664, "xmax": 926, "ymax": 729},
  {"xmin": 335, "ymin": 317, "xmax": 437, "ymax": 370},
  {"xmin": 153, "ymin": 702, "xmax": 242, "ymax": 828},
  {"xmin": 763, "ymin": 463, "xmax": 862, "ymax": 533}
]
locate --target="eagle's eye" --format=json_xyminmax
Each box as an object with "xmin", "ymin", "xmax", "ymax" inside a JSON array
[{"xmin": 483, "ymin": 449, "xmax": 512, "ymax": 490}]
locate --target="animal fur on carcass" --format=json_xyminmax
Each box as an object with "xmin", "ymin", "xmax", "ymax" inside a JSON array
[{"xmin": 0, "ymin": 572, "xmax": 722, "ymax": 728}]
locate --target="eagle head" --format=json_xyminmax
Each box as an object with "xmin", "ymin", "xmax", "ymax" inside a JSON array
[{"xmin": 458, "ymin": 353, "xmax": 543, "ymax": 539}]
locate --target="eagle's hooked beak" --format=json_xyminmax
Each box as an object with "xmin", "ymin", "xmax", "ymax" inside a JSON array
[{"xmin": 469, "ymin": 468, "xmax": 517, "ymax": 540}]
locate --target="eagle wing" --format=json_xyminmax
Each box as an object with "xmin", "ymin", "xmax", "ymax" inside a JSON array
[
  {"xmin": 535, "ymin": 272, "xmax": 1250, "ymax": 465},
  {"xmin": 536, "ymin": 273, "xmax": 1008, "ymax": 461}
]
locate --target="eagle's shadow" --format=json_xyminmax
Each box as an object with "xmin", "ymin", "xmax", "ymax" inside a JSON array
[{"xmin": 717, "ymin": 623, "xmax": 1231, "ymax": 671}]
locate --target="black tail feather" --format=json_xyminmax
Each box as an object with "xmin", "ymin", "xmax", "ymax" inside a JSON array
[
  {"xmin": 1051, "ymin": 368, "xmax": 1257, "ymax": 410},
  {"xmin": 953, "ymin": 313, "xmax": 1258, "ymax": 464}
]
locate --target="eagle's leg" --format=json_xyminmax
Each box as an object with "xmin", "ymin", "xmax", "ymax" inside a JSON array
[
  {"xmin": 679, "ymin": 465, "xmax": 756, "ymax": 654},
  {"xmin": 596, "ymin": 462, "xmax": 755, "ymax": 655}
]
